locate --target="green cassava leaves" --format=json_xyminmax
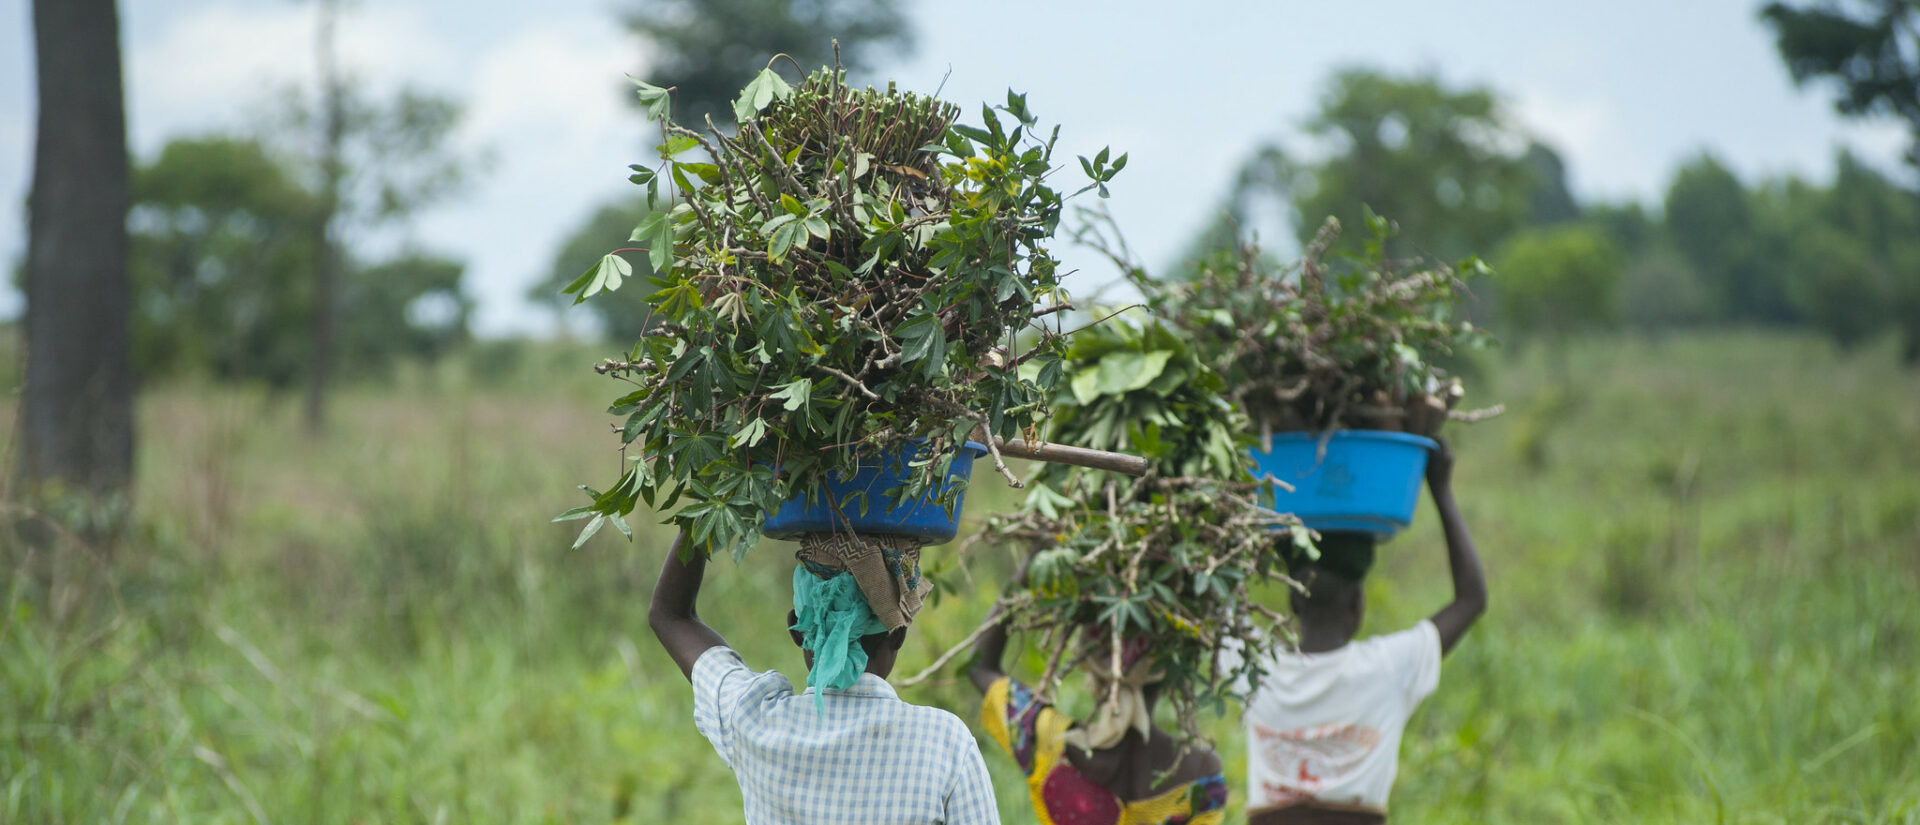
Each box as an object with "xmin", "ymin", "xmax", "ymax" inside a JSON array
[
  {"xmin": 980, "ymin": 312, "xmax": 1303, "ymax": 743},
  {"xmin": 561, "ymin": 65, "xmax": 1122, "ymax": 559},
  {"xmin": 732, "ymin": 68, "xmax": 793, "ymax": 123},
  {"xmin": 1112, "ymin": 215, "xmax": 1491, "ymax": 438},
  {"xmin": 566, "ymin": 253, "xmax": 634, "ymax": 304},
  {"xmin": 632, "ymin": 78, "xmax": 672, "ymax": 122}
]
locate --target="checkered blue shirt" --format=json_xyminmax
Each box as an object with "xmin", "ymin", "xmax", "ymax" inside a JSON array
[{"xmin": 692, "ymin": 646, "xmax": 999, "ymax": 825}]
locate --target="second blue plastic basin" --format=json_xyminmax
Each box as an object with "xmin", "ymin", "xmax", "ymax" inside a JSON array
[{"xmin": 1249, "ymin": 430, "xmax": 1437, "ymax": 539}]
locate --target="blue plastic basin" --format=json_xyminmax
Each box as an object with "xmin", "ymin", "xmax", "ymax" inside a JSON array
[
  {"xmin": 760, "ymin": 441, "xmax": 988, "ymax": 544},
  {"xmin": 1249, "ymin": 430, "xmax": 1437, "ymax": 539}
]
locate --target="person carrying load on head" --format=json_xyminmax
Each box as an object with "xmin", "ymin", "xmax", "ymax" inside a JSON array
[
  {"xmin": 1234, "ymin": 440, "xmax": 1487, "ymax": 825},
  {"xmin": 966, "ymin": 553, "xmax": 1230, "ymax": 825},
  {"xmin": 648, "ymin": 528, "xmax": 999, "ymax": 825}
]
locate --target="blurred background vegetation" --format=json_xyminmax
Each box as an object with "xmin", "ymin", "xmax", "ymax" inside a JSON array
[{"xmin": 4, "ymin": 0, "xmax": 1918, "ymax": 823}]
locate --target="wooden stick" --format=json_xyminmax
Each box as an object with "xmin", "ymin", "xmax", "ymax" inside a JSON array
[{"xmin": 991, "ymin": 438, "xmax": 1150, "ymax": 478}]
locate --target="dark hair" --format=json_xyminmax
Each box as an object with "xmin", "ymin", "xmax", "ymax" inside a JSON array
[{"xmin": 1281, "ymin": 530, "xmax": 1377, "ymax": 582}]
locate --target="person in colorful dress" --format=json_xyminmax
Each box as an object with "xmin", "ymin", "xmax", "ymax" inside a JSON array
[
  {"xmin": 966, "ymin": 555, "xmax": 1230, "ymax": 825},
  {"xmin": 1239, "ymin": 440, "xmax": 1487, "ymax": 824},
  {"xmin": 648, "ymin": 529, "xmax": 1000, "ymax": 825}
]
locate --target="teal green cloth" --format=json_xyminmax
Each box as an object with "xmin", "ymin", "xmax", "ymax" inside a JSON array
[{"xmin": 790, "ymin": 564, "xmax": 887, "ymax": 714}]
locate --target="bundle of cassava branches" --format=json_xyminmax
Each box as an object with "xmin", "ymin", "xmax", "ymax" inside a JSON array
[
  {"xmin": 557, "ymin": 63, "xmax": 1126, "ymax": 559},
  {"xmin": 1102, "ymin": 211, "xmax": 1494, "ymax": 441},
  {"xmin": 956, "ymin": 315, "xmax": 1307, "ymax": 740}
]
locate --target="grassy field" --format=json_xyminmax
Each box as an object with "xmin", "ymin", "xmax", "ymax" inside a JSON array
[{"xmin": 3, "ymin": 331, "xmax": 1918, "ymax": 824}]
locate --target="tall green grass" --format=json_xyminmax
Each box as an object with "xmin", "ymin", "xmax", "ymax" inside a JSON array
[{"xmin": 3, "ymin": 332, "xmax": 1917, "ymax": 824}]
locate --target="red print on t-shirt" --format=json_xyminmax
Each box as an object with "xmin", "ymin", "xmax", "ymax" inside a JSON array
[{"xmin": 1252, "ymin": 722, "xmax": 1382, "ymax": 800}]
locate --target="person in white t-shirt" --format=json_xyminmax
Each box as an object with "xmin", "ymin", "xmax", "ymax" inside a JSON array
[{"xmin": 1242, "ymin": 440, "xmax": 1486, "ymax": 825}]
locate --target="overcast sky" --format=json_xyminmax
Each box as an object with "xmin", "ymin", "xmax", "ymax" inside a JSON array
[{"xmin": 1, "ymin": 0, "xmax": 1908, "ymax": 336}]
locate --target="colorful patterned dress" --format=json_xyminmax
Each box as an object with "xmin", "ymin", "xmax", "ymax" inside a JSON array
[{"xmin": 981, "ymin": 677, "xmax": 1229, "ymax": 825}]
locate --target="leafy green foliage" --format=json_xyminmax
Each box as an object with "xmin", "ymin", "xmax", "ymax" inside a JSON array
[
  {"xmin": 977, "ymin": 315, "xmax": 1303, "ymax": 740},
  {"xmin": 1643, "ymin": 149, "xmax": 1920, "ymax": 362},
  {"xmin": 1663, "ymin": 152, "xmax": 1797, "ymax": 324},
  {"xmin": 1777, "ymin": 151, "xmax": 1920, "ymax": 357},
  {"xmin": 130, "ymin": 136, "xmax": 471, "ymax": 384},
  {"xmin": 129, "ymin": 136, "xmax": 317, "ymax": 384},
  {"xmin": 1042, "ymin": 319, "xmax": 1246, "ymax": 483},
  {"xmin": 1493, "ymin": 224, "xmax": 1624, "ymax": 342},
  {"xmin": 564, "ymin": 67, "xmax": 1118, "ymax": 559},
  {"xmin": 1110, "ymin": 212, "xmax": 1490, "ymax": 437},
  {"xmin": 340, "ymin": 253, "xmax": 472, "ymax": 370}
]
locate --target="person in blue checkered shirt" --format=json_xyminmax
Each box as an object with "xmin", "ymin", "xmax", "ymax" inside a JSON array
[{"xmin": 649, "ymin": 529, "xmax": 1000, "ymax": 825}]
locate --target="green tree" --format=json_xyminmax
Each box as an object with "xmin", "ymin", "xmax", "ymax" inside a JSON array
[
  {"xmin": 130, "ymin": 136, "xmax": 317, "ymax": 385},
  {"xmin": 1617, "ymin": 249, "xmax": 1716, "ymax": 332},
  {"xmin": 1762, "ymin": 0, "xmax": 1920, "ymax": 168},
  {"xmin": 1525, "ymin": 142, "xmax": 1581, "ymax": 226},
  {"xmin": 528, "ymin": 197, "xmax": 659, "ymax": 342},
  {"xmin": 341, "ymin": 253, "xmax": 471, "ymax": 371},
  {"xmin": 1784, "ymin": 150, "xmax": 1920, "ymax": 358},
  {"xmin": 288, "ymin": 0, "xmax": 469, "ymax": 431},
  {"xmin": 1828, "ymin": 152, "xmax": 1920, "ymax": 361},
  {"xmin": 1582, "ymin": 201, "xmax": 1657, "ymax": 258},
  {"xmin": 130, "ymin": 135, "xmax": 474, "ymax": 384},
  {"xmin": 624, "ymin": 0, "xmax": 914, "ymax": 128},
  {"xmin": 1285, "ymin": 68, "xmax": 1537, "ymax": 261},
  {"xmin": 1789, "ymin": 223, "xmax": 1891, "ymax": 348},
  {"xmin": 1662, "ymin": 153, "xmax": 1799, "ymax": 323},
  {"xmin": 1492, "ymin": 224, "xmax": 1623, "ymax": 343},
  {"xmin": 1580, "ymin": 199, "xmax": 1715, "ymax": 333}
]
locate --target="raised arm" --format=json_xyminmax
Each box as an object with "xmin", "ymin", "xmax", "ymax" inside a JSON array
[
  {"xmin": 647, "ymin": 530, "xmax": 730, "ymax": 681},
  {"xmin": 1424, "ymin": 439, "xmax": 1487, "ymax": 656},
  {"xmin": 967, "ymin": 548, "xmax": 1037, "ymax": 692}
]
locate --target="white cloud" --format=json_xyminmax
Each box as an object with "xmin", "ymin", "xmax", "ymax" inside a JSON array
[
  {"xmin": 129, "ymin": 4, "xmax": 313, "ymax": 123},
  {"xmin": 126, "ymin": 2, "xmax": 457, "ymax": 149},
  {"xmin": 1513, "ymin": 91, "xmax": 1612, "ymax": 165},
  {"xmin": 461, "ymin": 18, "xmax": 636, "ymax": 147}
]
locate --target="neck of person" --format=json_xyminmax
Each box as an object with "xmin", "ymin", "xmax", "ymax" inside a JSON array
[{"xmin": 799, "ymin": 650, "xmax": 895, "ymax": 681}]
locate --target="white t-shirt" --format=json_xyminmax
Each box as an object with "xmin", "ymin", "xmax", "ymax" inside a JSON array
[{"xmin": 1239, "ymin": 620, "xmax": 1442, "ymax": 815}]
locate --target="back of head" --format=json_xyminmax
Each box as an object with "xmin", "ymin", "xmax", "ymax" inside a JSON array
[
  {"xmin": 1283, "ymin": 531, "xmax": 1374, "ymax": 631},
  {"xmin": 789, "ymin": 533, "xmax": 928, "ymax": 694}
]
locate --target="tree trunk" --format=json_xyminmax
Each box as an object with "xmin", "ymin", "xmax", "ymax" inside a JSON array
[
  {"xmin": 14, "ymin": 0, "xmax": 133, "ymax": 504},
  {"xmin": 304, "ymin": 0, "xmax": 344, "ymax": 434}
]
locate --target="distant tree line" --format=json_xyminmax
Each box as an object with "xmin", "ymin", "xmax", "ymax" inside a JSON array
[{"xmin": 1193, "ymin": 63, "xmax": 1920, "ymax": 363}]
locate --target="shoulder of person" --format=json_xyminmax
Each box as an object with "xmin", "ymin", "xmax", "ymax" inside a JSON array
[
  {"xmin": 692, "ymin": 645, "xmax": 745, "ymax": 681},
  {"xmin": 913, "ymin": 702, "xmax": 983, "ymax": 745},
  {"xmin": 694, "ymin": 647, "xmax": 794, "ymax": 699},
  {"xmin": 1359, "ymin": 619, "xmax": 1439, "ymax": 652}
]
